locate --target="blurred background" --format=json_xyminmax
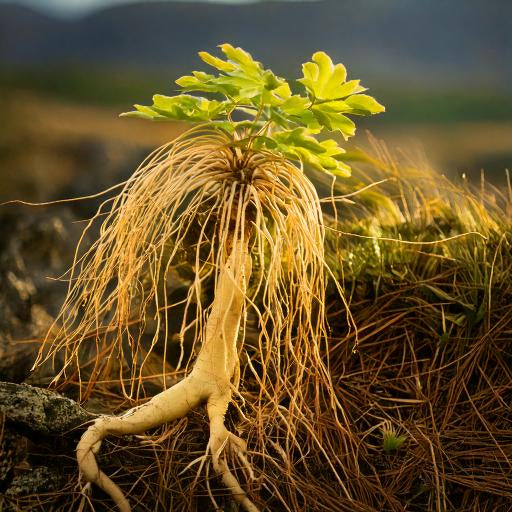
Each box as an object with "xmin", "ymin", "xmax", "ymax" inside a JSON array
[{"xmin": 0, "ymin": 0, "xmax": 511, "ymax": 204}]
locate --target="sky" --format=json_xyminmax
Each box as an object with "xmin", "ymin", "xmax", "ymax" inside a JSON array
[{"xmin": 3, "ymin": 0, "xmax": 314, "ymax": 18}]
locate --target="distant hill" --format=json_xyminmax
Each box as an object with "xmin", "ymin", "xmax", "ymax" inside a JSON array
[{"xmin": 0, "ymin": 0, "xmax": 510, "ymax": 89}]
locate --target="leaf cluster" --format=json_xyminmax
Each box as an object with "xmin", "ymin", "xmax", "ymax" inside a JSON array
[{"xmin": 122, "ymin": 44, "xmax": 384, "ymax": 177}]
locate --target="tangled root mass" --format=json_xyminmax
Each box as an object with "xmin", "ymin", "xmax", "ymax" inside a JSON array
[{"xmin": 36, "ymin": 127, "xmax": 357, "ymax": 510}]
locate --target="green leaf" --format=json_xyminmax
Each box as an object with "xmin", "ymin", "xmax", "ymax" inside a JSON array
[
  {"xmin": 280, "ymin": 95, "xmax": 310, "ymax": 115},
  {"xmin": 176, "ymin": 72, "xmax": 226, "ymax": 94},
  {"xmin": 198, "ymin": 51, "xmax": 236, "ymax": 72},
  {"xmin": 126, "ymin": 94, "xmax": 228, "ymax": 122},
  {"xmin": 319, "ymin": 138, "xmax": 346, "ymax": 158},
  {"xmin": 262, "ymin": 71, "xmax": 291, "ymax": 97},
  {"xmin": 312, "ymin": 105, "xmax": 356, "ymax": 139},
  {"xmin": 219, "ymin": 43, "xmax": 262, "ymax": 77},
  {"xmin": 121, "ymin": 104, "xmax": 170, "ymax": 121},
  {"xmin": 176, "ymin": 72, "xmax": 249, "ymax": 98},
  {"xmin": 381, "ymin": 422, "xmax": 407, "ymax": 454},
  {"xmin": 268, "ymin": 107, "xmax": 293, "ymax": 129},
  {"xmin": 295, "ymin": 147, "xmax": 351, "ymax": 177},
  {"xmin": 259, "ymin": 76, "xmax": 292, "ymax": 107},
  {"xmin": 273, "ymin": 128, "xmax": 327, "ymax": 153},
  {"xmin": 383, "ymin": 433, "xmax": 407, "ymax": 454},
  {"xmin": 314, "ymin": 99, "xmax": 350, "ymax": 112},
  {"xmin": 175, "ymin": 74, "xmax": 206, "ymax": 89},
  {"xmin": 266, "ymin": 129, "xmax": 351, "ymax": 176},
  {"xmin": 345, "ymin": 94, "xmax": 385, "ymax": 115},
  {"xmin": 311, "ymin": 139, "xmax": 351, "ymax": 177},
  {"xmin": 298, "ymin": 51, "xmax": 348, "ymax": 100},
  {"xmin": 275, "ymin": 96, "xmax": 321, "ymax": 130},
  {"xmin": 336, "ymin": 79, "xmax": 367, "ymax": 97}
]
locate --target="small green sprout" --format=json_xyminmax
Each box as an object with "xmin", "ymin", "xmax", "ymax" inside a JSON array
[{"xmin": 381, "ymin": 421, "xmax": 407, "ymax": 454}]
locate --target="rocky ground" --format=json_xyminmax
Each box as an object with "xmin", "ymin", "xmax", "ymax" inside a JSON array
[{"xmin": 0, "ymin": 207, "xmax": 87, "ymax": 508}]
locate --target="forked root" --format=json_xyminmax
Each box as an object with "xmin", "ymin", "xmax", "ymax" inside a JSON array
[
  {"xmin": 77, "ymin": 378, "xmax": 203, "ymax": 512},
  {"xmin": 207, "ymin": 392, "xmax": 259, "ymax": 512},
  {"xmin": 77, "ymin": 237, "xmax": 259, "ymax": 511},
  {"xmin": 77, "ymin": 379, "xmax": 258, "ymax": 511}
]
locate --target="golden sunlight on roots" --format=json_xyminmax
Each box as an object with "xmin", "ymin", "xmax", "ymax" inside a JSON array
[{"xmin": 35, "ymin": 127, "xmax": 351, "ymax": 510}]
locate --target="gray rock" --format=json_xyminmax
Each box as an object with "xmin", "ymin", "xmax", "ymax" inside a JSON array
[
  {"xmin": 0, "ymin": 382, "xmax": 92, "ymax": 435},
  {"xmin": 4, "ymin": 466, "xmax": 65, "ymax": 497},
  {"xmin": 0, "ymin": 208, "xmax": 85, "ymax": 383}
]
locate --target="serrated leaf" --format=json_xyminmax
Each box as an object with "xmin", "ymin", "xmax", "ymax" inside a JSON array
[
  {"xmin": 132, "ymin": 104, "xmax": 157, "ymax": 116},
  {"xmin": 268, "ymin": 107, "xmax": 292, "ymax": 128},
  {"xmin": 315, "ymin": 139, "xmax": 351, "ymax": 176},
  {"xmin": 262, "ymin": 70, "xmax": 280, "ymax": 91},
  {"xmin": 262, "ymin": 70, "xmax": 291, "ymax": 99},
  {"xmin": 152, "ymin": 94, "xmax": 193, "ymax": 110},
  {"xmin": 120, "ymin": 104, "xmax": 170, "ymax": 121},
  {"xmin": 260, "ymin": 90, "xmax": 287, "ymax": 107},
  {"xmin": 264, "ymin": 83, "xmax": 292, "ymax": 105},
  {"xmin": 219, "ymin": 43, "xmax": 262, "ymax": 77},
  {"xmin": 215, "ymin": 72, "xmax": 264, "ymax": 98},
  {"xmin": 290, "ymin": 146, "xmax": 351, "ymax": 177},
  {"xmin": 273, "ymin": 128, "xmax": 327, "ymax": 154},
  {"xmin": 298, "ymin": 51, "xmax": 348, "ymax": 100},
  {"xmin": 336, "ymin": 79, "xmax": 367, "ymax": 98},
  {"xmin": 276, "ymin": 96, "xmax": 321, "ymax": 130},
  {"xmin": 122, "ymin": 44, "xmax": 384, "ymax": 178},
  {"xmin": 319, "ymin": 138, "xmax": 346, "ymax": 158},
  {"xmin": 121, "ymin": 111, "xmax": 158, "ymax": 120},
  {"xmin": 345, "ymin": 94, "xmax": 385, "ymax": 115},
  {"xmin": 274, "ymin": 82, "xmax": 292, "ymax": 97},
  {"xmin": 313, "ymin": 99, "xmax": 351, "ymax": 112},
  {"xmin": 331, "ymin": 160, "xmax": 352, "ymax": 177},
  {"xmin": 312, "ymin": 107, "xmax": 356, "ymax": 139},
  {"xmin": 302, "ymin": 61, "xmax": 317, "ymax": 80},
  {"xmin": 121, "ymin": 111, "xmax": 152, "ymax": 120},
  {"xmin": 128, "ymin": 94, "xmax": 228, "ymax": 122},
  {"xmin": 198, "ymin": 51, "xmax": 236, "ymax": 72},
  {"xmin": 266, "ymin": 129, "xmax": 351, "ymax": 176},
  {"xmin": 176, "ymin": 73, "xmax": 233, "ymax": 96},
  {"xmin": 291, "ymin": 112, "xmax": 322, "ymax": 131},
  {"xmin": 175, "ymin": 74, "xmax": 204, "ymax": 89},
  {"xmin": 281, "ymin": 95, "xmax": 310, "ymax": 115}
]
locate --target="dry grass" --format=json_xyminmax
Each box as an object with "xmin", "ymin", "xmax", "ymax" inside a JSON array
[{"xmin": 4, "ymin": 134, "xmax": 512, "ymax": 511}]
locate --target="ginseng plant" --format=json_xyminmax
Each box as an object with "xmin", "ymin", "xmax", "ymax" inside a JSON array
[{"xmin": 35, "ymin": 44, "xmax": 384, "ymax": 511}]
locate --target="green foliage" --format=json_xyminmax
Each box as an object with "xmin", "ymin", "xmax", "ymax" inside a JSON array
[{"xmin": 122, "ymin": 44, "xmax": 384, "ymax": 177}]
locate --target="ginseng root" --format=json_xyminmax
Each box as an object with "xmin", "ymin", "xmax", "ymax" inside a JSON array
[{"xmin": 77, "ymin": 239, "xmax": 258, "ymax": 512}]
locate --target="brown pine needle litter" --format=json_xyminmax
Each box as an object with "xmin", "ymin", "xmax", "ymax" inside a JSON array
[{"xmin": 9, "ymin": 134, "xmax": 512, "ymax": 511}]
